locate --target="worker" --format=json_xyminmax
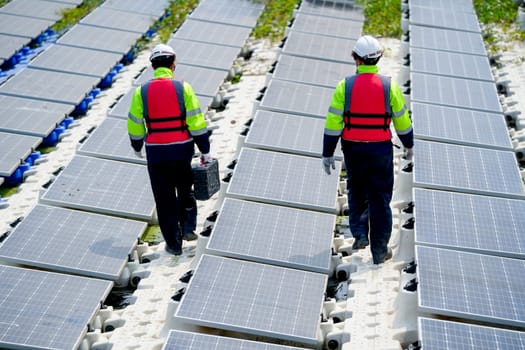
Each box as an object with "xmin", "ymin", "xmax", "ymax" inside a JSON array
[
  {"xmin": 322, "ymin": 35, "xmax": 413, "ymax": 264},
  {"xmin": 128, "ymin": 44, "xmax": 211, "ymax": 256}
]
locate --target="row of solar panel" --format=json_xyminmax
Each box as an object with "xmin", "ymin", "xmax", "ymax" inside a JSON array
[
  {"xmin": 0, "ymin": 0, "xmax": 273, "ymax": 349},
  {"xmin": 168, "ymin": 2, "xmax": 367, "ymax": 349},
  {"xmin": 0, "ymin": 0, "xmax": 175, "ymax": 186},
  {"xmin": 0, "ymin": 0, "xmax": 178, "ymax": 349},
  {"xmin": 406, "ymin": 1, "xmax": 525, "ymax": 348}
]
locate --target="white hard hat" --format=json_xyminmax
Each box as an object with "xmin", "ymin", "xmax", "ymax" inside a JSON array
[
  {"xmin": 353, "ymin": 35, "xmax": 383, "ymax": 60},
  {"xmin": 150, "ymin": 44, "xmax": 175, "ymax": 61}
]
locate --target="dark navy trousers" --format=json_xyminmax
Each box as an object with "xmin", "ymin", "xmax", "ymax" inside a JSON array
[
  {"xmin": 147, "ymin": 159, "xmax": 197, "ymax": 250},
  {"xmin": 342, "ymin": 140, "xmax": 394, "ymax": 264}
]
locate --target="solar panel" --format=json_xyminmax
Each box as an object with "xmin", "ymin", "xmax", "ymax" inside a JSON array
[
  {"xmin": 290, "ymin": 12, "xmax": 362, "ymax": 39},
  {"xmin": 48, "ymin": 0, "xmax": 83, "ymax": 4},
  {"xmin": 409, "ymin": 25, "xmax": 486, "ymax": 56},
  {"xmin": 410, "ymin": 47, "xmax": 493, "ymax": 81},
  {"xmin": 102, "ymin": 0, "xmax": 170, "ymax": 17},
  {"xmin": 0, "ymin": 68, "xmax": 99, "ymax": 105},
  {"xmin": 0, "ymin": 34, "xmax": 29, "ymax": 60},
  {"xmin": 188, "ymin": 1, "xmax": 263, "ymax": 28},
  {"xmin": 174, "ymin": 19, "xmax": 252, "ymax": 48},
  {"xmin": 410, "ymin": 72, "xmax": 502, "ymax": 113},
  {"xmin": 272, "ymin": 54, "xmax": 354, "ymax": 88},
  {"xmin": 416, "ymin": 246, "xmax": 525, "ymax": 328},
  {"xmin": 29, "ymin": 45, "xmax": 122, "ymax": 78},
  {"xmin": 281, "ymin": 31, "xmax": 357, "ymax": 64},
  {"xmin": 414, "ymin": 188, "xmax": 525, "ymax": 259},
  {"xmin": 297, "ymin": 0, "xmax": 365, "ymax": 21},
  {"xmin": 78, "ymin": 117, "xmax": 147, "ymax": 165},
  {"xmin": 408, "ymin": 6, "xmax": 480, "ymax": 33},
  {"xmin": 134, "ymin": 64, "xmax": 227, "ymax": 98},
  {"xmin": 175, "ymin": 254, "xmax": 326, "ymax": 346},
  {"xmin": 226, "ymin": 148, "xmax": 341, "ymax": 213},
  {"xmin": 411, "ymin": 102, "xmax": 512, "ymax": 150},
  {"xmin": 0, "ymin": 0, "xmax": 74, "ymax": 20},
  {"xmin": 163, "ymin": 330, "xmax": 308, "ymax": 350},
  {"xmin": 0, "ymin": 204, "xmax": 146, "ymax": 280},
  {"xmin": 207, "ymin": 198, "xmax": 335, "ymax": 273},
  {"xmin": 80, "ymin": 7, "xmax": 156, "ymax": 34},
  {"xmin": 0, "ymin": 131, "xmax": 41, "ymax": 177},
  {"xmin": 413, "ymin": 140, "xmax": 525, "ymax": 199},
  {"xmin": 259, "ymin": 79, "xmax": 334, "ymax": 119},
  {"xmin": 57, "ymin": 24, "xmax": 140, "ymax": 54},
  {"xmin": 40, "ymin": 155, "xmax": 156, "ymax": 221},
  {"xmin": 245, "ymin": 110, "xmax": 343, "ymax": 159},
  {"xmin": 167, "ymin": 38, "xmax": 241, "ymax": 71},
  {"xmin": 0, "ymin": 265, "xmax": 112, "ymax": 350},
  {"xmin": 418, "ymin": 317, "xmax": 525, "ymax": 350},
  {"xmin": 408, "ymin": 0, "xmax": 475, "ymax": 13},
  {"xmin": 0, "ymin": 95, "xmax": 73, "ymax": 137},
  {"xmin": 198, "ymin": 0, "xmax": 265, "ymax": 10},
  {"xmin": 0, "ymin": 13, "xmax": 54, "ymax": 38}
]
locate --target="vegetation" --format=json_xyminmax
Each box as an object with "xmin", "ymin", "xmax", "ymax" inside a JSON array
[
  {"xmin": 357, "ymin": 0, "xmax": 402, "ymax": 38},
  {"xmin": 53, "ymin": 0, "xmax": 104, "ymax": 33},
  {"xmin": 156, "ymin": 0, "xmax": 200, "ymax": 43},
  {"xmin": 252, "ymin": 0, "xmax": 300, "ymax": 42},
  {"xmin": 0, "ymin": 0, "xmax": 9, "ymax": 7},
  {"xmin": 473, "ymin": 0, "xmax": 525, "ymax": 53}
]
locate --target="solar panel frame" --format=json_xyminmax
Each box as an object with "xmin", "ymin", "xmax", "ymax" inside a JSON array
[
  {"xmin": 175, "ymin": 254, "xmax": 326, "ymax": 346},
  {"xmin": 0, "ymin": 67, "xmax": 99, "ymax": 105},
  {"xmin": 0, "ymin": 34, "xmax": 29, "ymax": 60},
  {"xmin": 409, "ymin": 25, "xmax": 486, "ymax": 56},
  {"xmin": 408, "ymin": 6, "xmax": 481, "ymax": 33},
  {"xmin": 418, "ymin": 317, "xmax": 525, "ymax": 350},
  {"xmin": 188, "ymin": 1, "xmax": 263, "ymax": 28},
  {"xmin": 414, "ymin": 188, "xmax": 525, "ymax": 259},
  {"xmin": 0, "ymin": 0, "xmax": 74, "ymax": 21},
  {"xmin": 410, "ymin": 72, "xmax": 502, "ymax": 113},
  {"xmin": 226, "ymin": 148, "xmax": 341, "ymax": 213},
  {"xmin": 78, "ymin": 117, "xmax": 147, "ymax": 165},
  {"xmin": 413, "ymin": 140, "xmax": 525, "ymax": 199},
  {"xmin": 245, "ymin": 110, "xmax": 343, "ymax": 160},
  {"xmin": 289, "ymin": 12, "xmax": 362, "ymax": 39},
  {"xmin": 0, "ymin": 13, "xmax": 54, "ymax": 38},
  {"xmin": 416, "ymin": 246, "xmax": 525, "ymax": 328},
  {"xmin": 40, "ymin": 155, "xmax": 156, "ymax": 221},
  {"xmin": 102, "ymin": 0, "xmax": 170, "ymax": 17},
  {"xmin": 207, "ymin": 198, "xmax": 335, "ymax": 274},
  {"xmin": 0, "ymin": 131, "xmax": 42, "ymax": 176},
  {"xmin": 80, "ymin": 7, "xmax": 156, "ymax": 34},
  {"xmin": 57, "ymin": 24, "xmax": 140, "ymax": 54},
  {"xmin": 271, "ymin": 54, "xmax": 354, "ymax": 88},
  {"xmin": 163, "ymin": 330, "xmax": 308, "ymax": 350},
  {"xmin": 411, "ymin": 102, "xmax": 512, "ymax": 150},
  {"xmin": 167, "ymin": 38, "xmax": 241, "ymax": 71},
  {"xmin": 174, "ymin": 18, "xmax": 252, "ymax": 48},
  {"xmin": 258, "ymin": 79, "xmax": 334, "ymax": 119},
  {"xmin": 409, "ymin": 47, "xmax": 493, "ymax": 82},
  {"xmin": 29, "ymin": 44, "xmax": 122, "ymax": 78},
  {"xmin": 0, "ymin": 95, "xmax": 73, "ymax": 137},
  {"xmin": 0, "ymin": 265, "xmax": 112, "ymax": 350},
  {"xmin": 0, "ymin": 204, "xmax": 146, "ymax": 280},
  {"xmin": 281, "ymin": 31, "xmax": 357, "ymax": 64},
  {"xmin": 296, "ymin": 0, "xmax": 365, "ymax": 21}
]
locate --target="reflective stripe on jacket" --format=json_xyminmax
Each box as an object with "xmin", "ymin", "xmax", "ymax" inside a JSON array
[
  {"xmin": 342, "ymin": 74, "xmax": 392, "ymax": 142},
  {"xmin": 141, "ymin": 78, "xmax": 190, "ymax": 144}
]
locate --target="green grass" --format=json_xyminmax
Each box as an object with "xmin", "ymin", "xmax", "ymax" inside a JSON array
[
  {"xmin": 473, "ymin": 0, "xmax": 525, "ymax": 54},
  {"xmin": 252, "ymin": 0, "xmax": 300, "ymax": 42},
  {"xmin": 0, "ymin": 0, "xmax": 9, "ymax": 7},
  {"xmin": 357, "ymin": 0, "xmax": 402, "ymax": 38},
  {"xmin": 53, "ymin": 0, "xmax": 104, "ymax": 33}
]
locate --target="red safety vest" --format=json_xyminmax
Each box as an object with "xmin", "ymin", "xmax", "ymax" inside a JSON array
[
  {"xmin": 342, "ymin": 74, "xmax": 392, "ymax": 142},
  {"xmin": 140, "ymin": 78, "xmax": 190, "ymax": 144}
]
